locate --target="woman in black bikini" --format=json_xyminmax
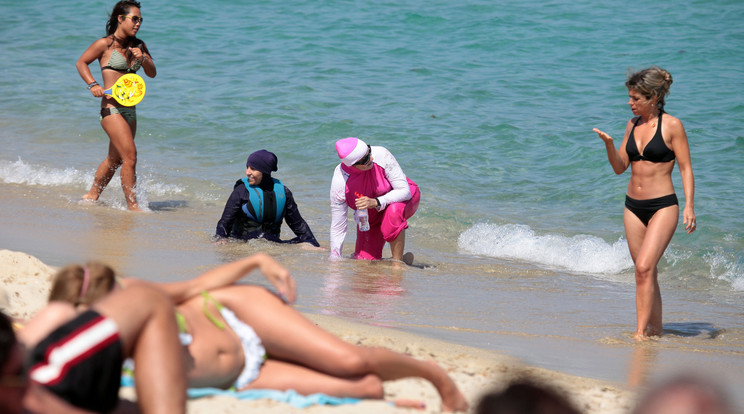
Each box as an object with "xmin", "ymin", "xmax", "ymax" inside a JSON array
[
  {"xmin": 76, "ymin": 0, "xmax": 156, "ymax": 211},
  {"xmin": 593, "ymin": 66, "xmax": 696, "ymax": 340}
]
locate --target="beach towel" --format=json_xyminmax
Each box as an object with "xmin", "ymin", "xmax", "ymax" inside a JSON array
[{"xmin": 121, "ymin": 375, "xmax": 361, "ymax": 408}]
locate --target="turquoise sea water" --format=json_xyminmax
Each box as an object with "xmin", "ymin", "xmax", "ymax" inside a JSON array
[{"xmin": 2, "ymin": 0, "xmax": 744, "ymax": 405}]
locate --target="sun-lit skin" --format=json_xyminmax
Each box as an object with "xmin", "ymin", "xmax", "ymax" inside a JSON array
[{"xmin": 245, "ymin": 167, "xmax": 264, "ymax": 186}]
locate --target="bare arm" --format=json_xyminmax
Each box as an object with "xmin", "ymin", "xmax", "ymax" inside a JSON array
[
  {"xmin": 157, "ymin": 253, "xmax": 296, "ymax": 304},
  {"xmin": 130, "ymin": 41, "xmax": 156, "ymax": 78},
  {"xmin": 76, "ymin": 38, "xmax": 108, "ymax": 98},
  {"xmin": 593, "ymin": 120, "xmax": 633, "ymax": 175},
  {"xmin": 668, "ymin": 116, "xmax": 696, "ymax": 233}
]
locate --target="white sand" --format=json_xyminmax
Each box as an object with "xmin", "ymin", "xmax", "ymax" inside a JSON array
[{"xmin": 0, "ymin": 249, "xmax": 634, "ymax": 413}]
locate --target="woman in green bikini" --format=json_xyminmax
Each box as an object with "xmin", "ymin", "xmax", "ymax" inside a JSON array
[
  {"xmin": 76, "ymin": 0, "xmax": 156, "ymax": 211},
  {"xmin": 47, "ymin": 253, "xmax": 469, "ymax": 412}
]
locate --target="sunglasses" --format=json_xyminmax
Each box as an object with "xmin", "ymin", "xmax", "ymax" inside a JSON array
[
  {"xmin": 353, "ymin": 145, "xmax": 372, "ymax": 166},
  {"xmin": 121, "ymin": 15, "xmax": 143, "ymax": 24}
]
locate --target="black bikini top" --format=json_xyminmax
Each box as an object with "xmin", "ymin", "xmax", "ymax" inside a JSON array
[{"xmin": 625, "ymin": 112, "xmax": 675, "ymax": 163}]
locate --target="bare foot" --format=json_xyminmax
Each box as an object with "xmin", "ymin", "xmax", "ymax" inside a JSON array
[{"xmin": 81, "ymin": 193, "xmax": 99, "ymax": 203}]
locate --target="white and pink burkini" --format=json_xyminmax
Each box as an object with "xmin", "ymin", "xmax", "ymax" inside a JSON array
[{"xmin": 330, "ymin": 137, "xmax": 420, "ymax": 260}]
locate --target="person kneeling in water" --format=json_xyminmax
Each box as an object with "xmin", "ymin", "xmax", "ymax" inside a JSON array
[{"xmin": 215, "ymin": 149, "xmax": 320, "ymax": 247}]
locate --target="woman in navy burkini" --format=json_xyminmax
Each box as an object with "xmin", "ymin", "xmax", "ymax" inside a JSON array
[
  {"xmin": 593, "ymin": 66, "xmax": 696, "ymax": 340},
  {"xmin": 215, "ymin": 150, "xmax": 320, "ymax": 247}
]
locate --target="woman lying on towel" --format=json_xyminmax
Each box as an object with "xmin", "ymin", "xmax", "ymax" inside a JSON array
[{"xmin": 47, "ymin": 253, "xmax": 469, "ymax": 412}]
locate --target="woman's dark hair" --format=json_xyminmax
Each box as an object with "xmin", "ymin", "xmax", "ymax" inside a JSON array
[
  {"xmin": 104, "ymin": 1, "xmax": 151, "ymax": 58},
  {"xmin": 476, "ymin": 380, "xmax": 581, "ymax": 414},
  {"xmin": 106, "ymin": 0, "xmax": 141, "ymax": 35}
]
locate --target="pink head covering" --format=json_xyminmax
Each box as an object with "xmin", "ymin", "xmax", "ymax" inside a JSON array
[{"xmin": 335, "ymin": 137, "xmax": 368, "ymax": 166}]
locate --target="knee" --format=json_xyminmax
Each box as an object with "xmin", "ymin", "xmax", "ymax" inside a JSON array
[
  {"xmin": 634, "ymin": 262, "xmax": 656, "ymax": 284},
  {"xmin": 106, "ymin": 156, "xmax": 123, "ymax": 168},
  {"xmin": 334, "ymin": 351, "xmax": 372, "ymax": 377},
  {"xmin": 121, "ymin": 151, "xmax": 137, "ymax": 166}
]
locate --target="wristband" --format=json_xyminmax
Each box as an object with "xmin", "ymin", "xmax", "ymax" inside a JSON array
[
  {"xmin": 375, "ymin": 198, "xmax": 380, "ymax": 208},
  {"xmin": 87, "ymin": 81, "xmax": 99, "ymax": 90}
]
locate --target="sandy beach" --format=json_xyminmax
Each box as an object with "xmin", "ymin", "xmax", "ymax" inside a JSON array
[{"xmin": 1, "ymin": 248, "xmax": 634, "ymax": 413}]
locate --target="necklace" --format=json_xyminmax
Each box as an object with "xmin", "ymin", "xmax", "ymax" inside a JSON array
[{"xmin": 647, "ymin": 115, "xmax": 658, "ymax": 128}]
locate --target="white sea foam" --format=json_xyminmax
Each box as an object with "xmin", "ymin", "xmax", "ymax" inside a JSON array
[
  {"xmin": 457, "ymin": 222, "xmax": 634, "ymax": 275},
  {"xmin": 0, "ymin": 157, "xmax": 184, "ymax": 196},
  {"xmin": 0, "ymin": 157, "xmax": 91, "ymax": 187},
  {"xmin": 704, "ymin": 247, "xmax": 744, "ymax": 292}
]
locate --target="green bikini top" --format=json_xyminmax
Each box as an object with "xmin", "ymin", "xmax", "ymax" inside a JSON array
[
  {"xmin": 175, "ymin": 291, "xmax": 227, "ymax": 345},
  {"xmin": 102, "ymin": 49, "xmax": 141, "ymax": 73}
]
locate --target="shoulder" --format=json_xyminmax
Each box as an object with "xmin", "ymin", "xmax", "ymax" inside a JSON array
[
  {"xmin": 332, "ymin": 164, "xmax": 347, "ymax": 179},
  {"xmin": 372, "ymin": 146, "xmax": 398, "ymax": 164},
  {"xmin": 90, "ymin": 37, "xmax": 112, "ymax": 51},
  {"xmin": 233, "ymin": 178, "xmax": 246, "ymax": 189},
  {"xmin": 279, "ymin": 182, "xmax": 293, "ymax": 195},
  {"xmin": 662, "ymin": 113, "xmax": 687, "ymax": 140},
  {"xmin": 662, "ymin": 112, "xmax": 684, "ymax": 128},
  {"xmin": 371, "ymin": 146, "xmax": 393, "ymax": 157}
]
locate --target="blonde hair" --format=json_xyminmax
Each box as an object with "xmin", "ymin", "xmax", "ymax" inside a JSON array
[
  {"xmin": 48, "ymin": 262, "xmax": 117, "ymax": 306},
  {"xmin": 626, "ymin": 66, "xmax": 674, "ymax": 111}
]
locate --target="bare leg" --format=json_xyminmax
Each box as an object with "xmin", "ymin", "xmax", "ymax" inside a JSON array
[
  {"xmin": 248, "ymin": 359, "xmax": 383, "ymax": 398},
  {"xmin": 83, "ymin": 140, "xmax": 122, "ymax": 202},
  {"xmin": 624, "ymin": 206, "xmax": 678, "ymax": 340},
  {"xmin": 95, "ymin": 284, "xmax": 186, "ymax": 414},
  {"xmin": 212, "ymin": 286, "xmax": 468, "ymax": 411},
  {"xmin": 389, "ymin": 228, "xmax": 406, "ymax": 261},
  {"xmin": 85, "ymin": 113, "xmax": 141, "ymax": 211}
]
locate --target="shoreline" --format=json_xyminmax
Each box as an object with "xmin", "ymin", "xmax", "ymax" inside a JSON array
[{"xmin": 0, "ymin": 249, "xmax": 634, "ymax": 413}]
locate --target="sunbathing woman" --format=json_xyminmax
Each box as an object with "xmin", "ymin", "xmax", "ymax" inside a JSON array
[{"xmin": 48, "ymin": 253, "xmax": 469, "ymax": 412}]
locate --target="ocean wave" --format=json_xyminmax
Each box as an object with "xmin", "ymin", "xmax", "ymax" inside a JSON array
[
  {"xmin": 0, "ymin": 157, "xmax": 90, "ymax": 187},
  {"xmin": 704, "ymin": 246, "xmax": 744, "ymax": 292},
  {"xmin": 0, "ymin": 157, "xmax": 184, "ymax": 196},
  {"xmin": 457, "ymin": 222, "xmax": 633, "ymax": 274}
]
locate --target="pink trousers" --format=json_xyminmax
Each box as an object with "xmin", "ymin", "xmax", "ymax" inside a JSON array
[{"xmin": 354, "ymin": 181, "xmax": 420, "ymax": 260}]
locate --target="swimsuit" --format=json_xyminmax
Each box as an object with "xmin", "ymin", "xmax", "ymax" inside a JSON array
[
  {"xmin": 623, "ymin": 113, "xmax": 678, "ymax": 225},
  {"xmin": 100, "ymin": 106, "xmax": 137, "ymax": 123},
  {"xmin": 625, "ymin": 112, "xmax": 675, "ymax": 163},
  {"xmin": 215, "ymin": 178, "xmax": 319, "ymax": 246},
  {"xmin": 219, "ymin": 307, "xmax": 266, "ymax": 389},
  {"xmin": 329, "ymin": 146, "xmax": 420, "ymax": 260},
  {"xmin": 29, "ymin": 310, "xmax": 124, "ymax": 413},
  {"xmin": 123, "ymin": 292, "xmax": 267, "ymax": 390},
  {"xmin": 625, "ymin": 194, "xmax": 678, "ymax": 226},
  {"xmin": 102, "ymin": 49, "xmax": 142, "ymax": 73},
  {"xmin": 201, "ymin": 292, "xmax": 266, "ymax": 389},
  {"xmin": 100, "ymin": 49, "xmax": 141, "ymax": 122}
]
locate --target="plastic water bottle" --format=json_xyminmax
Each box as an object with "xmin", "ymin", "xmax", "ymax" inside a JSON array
[{"xmin": 357, "ymin": 208, "xmax": 370, "ymax": 231}]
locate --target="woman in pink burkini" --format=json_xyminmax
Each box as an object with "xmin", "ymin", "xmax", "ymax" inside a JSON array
[{"xmin": 330, "ymin": 137, "xmax": 420, "ymax": 263}]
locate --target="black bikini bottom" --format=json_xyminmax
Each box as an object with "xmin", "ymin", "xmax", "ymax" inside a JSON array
[{"xmin": 625, "ymin": 194, "xmax": 678, "ymax": 226}]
